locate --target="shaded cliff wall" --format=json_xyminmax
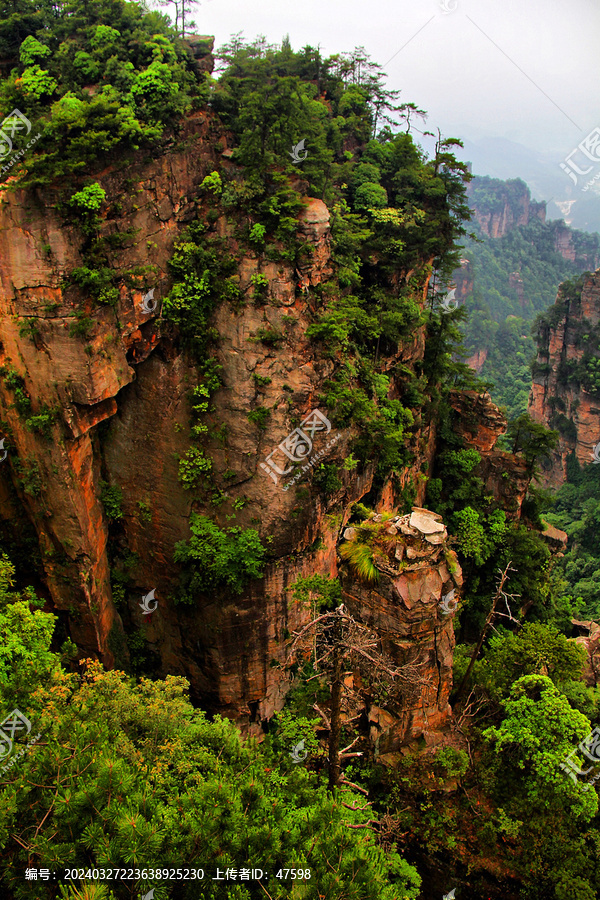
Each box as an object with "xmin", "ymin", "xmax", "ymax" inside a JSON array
[{"xmin": 0, "ymin": 107, "xmax": 522, "ymax": 744}]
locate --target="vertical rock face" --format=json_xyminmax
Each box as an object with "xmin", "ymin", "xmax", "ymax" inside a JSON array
[
  {"xmin": 340, "ymin": 510, "xmax": 462, "ymax": 753},
  {"xmin": 466, "ymin": 178, "xmax": 546, "ymax": 239},
  {"xmin": 529, "ymin": 269, "xmax": 600, "ymax": 488},
  {"xmin": 448, "ymin": 390, "xmax": 529, "ymax": 515},
  {"xmin": 0, "ymin": 112, "xmax": 526, "ymax": 744}
]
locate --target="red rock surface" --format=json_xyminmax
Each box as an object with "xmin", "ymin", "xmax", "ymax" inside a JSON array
[
  {"xmin": 529, "ymin": 269, "xmax": 600, "ymax": 488},
  {"xmin": 0, "ymin": 112, "xmax": 531, "ymax": 743}
]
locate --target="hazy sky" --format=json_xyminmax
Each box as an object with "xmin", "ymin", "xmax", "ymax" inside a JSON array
[{"xmin": 162, "ymin": 0, "xmax": 600, "ymax": 162}]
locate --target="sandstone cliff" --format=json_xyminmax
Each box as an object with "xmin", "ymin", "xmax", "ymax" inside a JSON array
[
  {"xmin": 466, "ymin": 177, "xmax": 546, "ymax": 240},
  {"xmin": 529, "ymin": 269, "xmax": 600, "ymax": 488},
  {"xmin": 0, "ymin": 93, "xmax": 524, "ymax": 748}
]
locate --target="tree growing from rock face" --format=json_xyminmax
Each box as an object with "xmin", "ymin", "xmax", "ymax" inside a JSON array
[
  {"xmin": 150, "ymin": 0, "xmax": 199, "ymax": 36},
  {"xmin": 506, "ymin": 412, "xmax": 559, "ymax": 481},
  {"xmin": 286, "ymin": 577, "xmax": 425, "ymax": 790}
]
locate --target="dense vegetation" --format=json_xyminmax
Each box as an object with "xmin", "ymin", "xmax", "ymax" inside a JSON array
[
  {"xmin": 1, "ymin": 2, "xmax": 600, "ymax": 900},
  {"xmin": 458, "ymin": 177, "xmax": 600, "ymax": 420},
  {"xmin": 544, "ymin": 454, "xmax": 600, "ymax": 619}
]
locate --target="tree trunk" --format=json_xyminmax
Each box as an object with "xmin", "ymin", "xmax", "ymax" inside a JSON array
[
  {"xmin": 454, "ymin": 563, "xmax": 513, "ymax": 702},
  {"xmin": 328, "ymin": 642, "xmax": 342, "ymax": 791}
]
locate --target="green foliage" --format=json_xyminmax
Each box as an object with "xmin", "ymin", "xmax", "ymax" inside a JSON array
[
  {"xmin": 339, "ymin": 534, "xmax": 378, "ymax": 584},
  {"xmin": 287, "ymin": 574, "xmax": 342, "ymax": 612},
  {"xmin": 69, "ymin": 181, "xmax": 106, "ymax": 213},
  {"xmin": 1, "ymin": 365, "xmax": 32, "ymax": 416},
  {"xmin": 178, "ymin": 446, "xmax": 212, "ymax": 490},
  {"xmin": 161, "ymin": 221, "xmax": 236, "ymax": 358},
  {"xmin": 246, "ymin": 406, "xmax": 270, "ymax": 430},
  {"xmin": 268, "ymin": 707, "xmax": 322, "ymax": 761},
  {"xmin": 313, "ymin": 462, "xmax": 342, "ymax": 495},
  {"xmin": 19, "ymin": 36, "xmax": 51, "ymax": 66},
  {"xmin": 136, "ymin": 500, "xmax": 152, "ymax": 525},
  {"xmin": 67, "ymin": 265, "xmax": 118, "ymax": 305},
  {"xmin": 0, "ymin": 554, "xmax": 58, "ymax": 708},
  {"xmin": 14, "ymin": 456, "xmax": 44, "ymax": 497},
  {"xmin": 0, "ymin": 651, "xmax": 420, "ymax": 900},
  {"xmin": 24, "ymin": 405, "xmax": 58, "ymax": 438},
  {"xmin": 473, "ymin": 622, "xmax": 587, "ymax": 704},
  {"xmin": 249, "ymin": 222, "xmax": 266, "ymax": 245},
  {"xmin": 19, "ymin": 64, "xmax": 57, "ymax": 100},
  {"xmin": 505, "ymin": 412, "xmax": 559, "ymax": 473},
  {"xmin": 450, "ymin": 506, "xmax": 507, "ymax": 567},
  {"xmin": 544, "ymin": 457, "xmax": 600, "ymax": 618},
  {"xmin": 68, "ymin": 311, "xmax": 94, "ymax": 339},
  {"xmin": 250, "ymin": 272, "xmax": 269, "ymax": 298},
  {"xmin": 1, "ymin": 1, "xmax": 207, "ymax": 188},
  {"xmin": 200, "ymin": 170, "xmax": 222, "ymax": 194},
  {"xmin": 99, "ymin": 481, "xmax": 124, "ymax": 521},
  {"xmin": 480, "ymin": 675, "xmax": 599, "ymax": 895},
  {"xmin": 353, "ymin": 181, "xmax": 388, "ymax": 210},
  {"xmin": 173, "ymin": 513, "xmax": 266, "ymax": 599},
  {"xmin": 251, "ymin": 326, "xmax": 283, "ymax": 346}
]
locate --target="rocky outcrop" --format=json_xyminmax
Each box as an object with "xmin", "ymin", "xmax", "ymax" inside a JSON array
[
  {"xmin": 448, "ymin": 390, "xmax": 507, "ymax": 452},
  {"xmin": 339, "ymin": 508, "xmax": 462, "ymax": 753},
  {"xmin": 539, "ymin": 521, "xmax": 568, "ymax": 554},
  {"xmin": 448, "ymin": 390, "xmax": 529, "ymax": 515},
  {"xmin": 571, "ymin": 620, "xmax": 600, "ymax": 687},
  {"xmin": 181, "ymin": 35, "xmax": 215, "ymax": 76},
  {"xmin": 467, "ymin": 177, "xmax": 545, "ymax": 240},
  {"xmin": 529, "ymin": 269, "xmax": 600, "ymax": 488},
  {"xmin": 0, "ymin": 102, "xmax": 528, "ymax": 743}
]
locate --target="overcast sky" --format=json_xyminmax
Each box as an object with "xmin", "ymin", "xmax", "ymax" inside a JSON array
[{"xmin": 166, "ymin": 0, "xmax": 599, "ymax": 158}]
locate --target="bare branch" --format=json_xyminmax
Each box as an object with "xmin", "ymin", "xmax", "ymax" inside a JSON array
[
  {"xmin": 313, "ymin": 704, "xmax": 330, "ymax": 729},
  {"xmin": 340, "ymin": 735, "xmax": 361, "ymax": 755},
  {"xmin": 339, "ymin": 777, "xmax": 369, "ymax": 796}
]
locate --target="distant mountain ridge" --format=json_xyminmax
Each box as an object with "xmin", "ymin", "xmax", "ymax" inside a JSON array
[
  {"xmin": 457, "ymin": 135, "xmax": 600, "ymax": 233},
  {"xmin": 456, "ymin": 175, "xmax": 600, "ymax": 419}
]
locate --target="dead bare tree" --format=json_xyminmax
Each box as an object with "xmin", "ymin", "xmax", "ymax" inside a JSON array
[
  {"xmin": 286, "ymin": 604, "xmax": 426, "ymax": 791},
  {"xmin": 454, "ymin": 562, "xmax": 520, "ymax": 703}
]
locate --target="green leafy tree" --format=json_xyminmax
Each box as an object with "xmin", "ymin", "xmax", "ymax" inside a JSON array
[
  {"xmin": 0, "ymin": 653, "xmax": 421, "ymax": 900},
  {"xmin": 173, "ymin": 512, "xmax": 266, "ymax": 598},
  {"xmin": 481, "ymin": 674, "xmax": 599, "ymax": 897},
  {"xmin": 506, "ymin": 412, "xmax": 559, "ymax": 476}
]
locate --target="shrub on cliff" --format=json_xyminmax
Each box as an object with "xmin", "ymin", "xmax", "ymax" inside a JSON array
[
  {"xmin": 173, "ymin": 513, "xmax": 267, "ymax": 600},
  {"xmin": 0, "ymin": 0, "xmax": 204, "ymax": 187}
]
